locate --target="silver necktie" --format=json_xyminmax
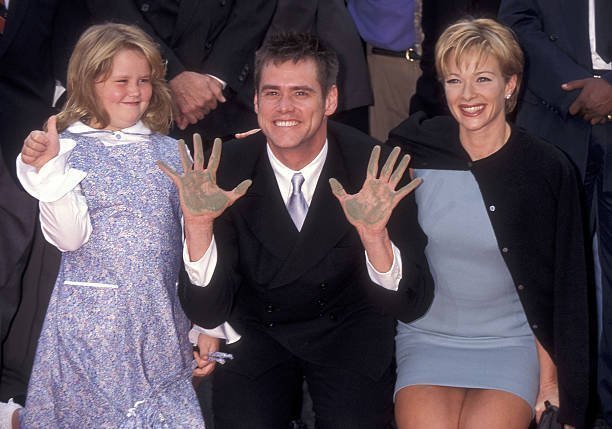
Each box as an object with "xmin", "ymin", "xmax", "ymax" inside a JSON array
[{"xmin": 287, "ymin": 173, "xmax": 308, "ymax": 231}]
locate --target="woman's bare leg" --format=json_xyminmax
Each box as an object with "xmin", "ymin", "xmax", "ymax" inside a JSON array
[{"xmin": 395, "ymin": 385, "xmax": 468, "ymax": 429}]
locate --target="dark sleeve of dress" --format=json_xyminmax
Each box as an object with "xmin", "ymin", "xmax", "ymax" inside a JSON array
[{"xmin": 551, "ymin": 158, "xmax": 593, "ymax": 427}]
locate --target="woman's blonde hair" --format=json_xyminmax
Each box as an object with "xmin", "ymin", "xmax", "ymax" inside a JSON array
[
  {"xmin": 435, "ymin": 18, "xmax": 524, "ymax": 112},
  {"xmin": 55, "ymin": 23, "xmax": 172, "ymax": 133}
]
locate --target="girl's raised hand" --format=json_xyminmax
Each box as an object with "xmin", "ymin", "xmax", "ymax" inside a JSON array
[{"xmin": 21, "ymin": 115, "xmax": 60, "ymax": 171}]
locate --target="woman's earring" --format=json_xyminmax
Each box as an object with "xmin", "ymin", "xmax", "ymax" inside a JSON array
[{"xmin": 505, "ymin": 93, "xmax": 512, "ymax": 100}]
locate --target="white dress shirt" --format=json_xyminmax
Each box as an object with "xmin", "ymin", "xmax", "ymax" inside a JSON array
[{"xmin": 589, "ymin": 0, "xmax": 612, "ymax": 71}]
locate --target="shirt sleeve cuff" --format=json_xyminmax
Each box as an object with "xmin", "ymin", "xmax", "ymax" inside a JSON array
[
  {"xmin": 365, "ymin": 241, "xmax": 403, "ymax": 291},
  {"xmin": 189, "ymin": 323, "xmax": 241, "ymax": 344},
  {"xmin": 206, "ymin": 74, "xmax": 227, "ymax": 90},
  {"xmin": 16, "ymin": 138, "xmax": 87, "ymax": 202},
  {"xmin": 183, "ymin": 236, "xmax": 218, "ymax": 287}
]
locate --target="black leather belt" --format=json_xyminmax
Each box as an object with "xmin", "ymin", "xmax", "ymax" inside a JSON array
[{"xmin": 371, "ymin": 47, "xmax": 421, "ymax": 62}]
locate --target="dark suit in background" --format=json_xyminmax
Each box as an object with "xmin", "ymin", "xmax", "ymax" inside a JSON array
[
  {"xmin": 0, "ymin": 0, "xmax": 88, "ymax": 404},
  {"xmin": 266, "ymin": 0, "xmax": 374, "ymax": 133},
  {"xmin": 180, "ymin": 121, "xmax": 433, "ymax": 429},
  {"xmin": 499, "ymin": 0, "xmax": 611, "ymax": 423},
  {"xmin": 86, "ymin": 0, "xmax": 276, "ymax": 142},
  {"xmin": 409, "ymin": 0, "xmax": 500, "ymax": 117}
]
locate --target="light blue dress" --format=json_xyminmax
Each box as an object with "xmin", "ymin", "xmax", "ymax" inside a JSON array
[
  {"xmin": 22, "ymin": 128, "xmax": 205, "ymax": 428},
  {"xmin": 395, "ymin": 169, "xmax": 539, "ymax": 407}
]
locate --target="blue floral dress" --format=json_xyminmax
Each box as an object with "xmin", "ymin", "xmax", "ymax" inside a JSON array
[{"xmin": 22, "ymin": 127, "xmax": 205, "ymax": 428}]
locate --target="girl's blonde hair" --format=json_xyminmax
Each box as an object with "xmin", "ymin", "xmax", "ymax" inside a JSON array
[
  {"xmin": 55, "ymin": 23, "xmax": 172, "ymax": 133},
  {"xmin": 435, "ymin": 18, "xmax": 524, "ymax": 112}
]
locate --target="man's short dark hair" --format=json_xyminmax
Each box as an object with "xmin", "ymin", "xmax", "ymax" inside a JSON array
[{"xmin": 254, "ymin": 32, "xmax": 339, "ymax": 95}]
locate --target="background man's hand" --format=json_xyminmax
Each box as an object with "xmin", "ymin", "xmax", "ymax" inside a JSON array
[
  {"xmin": 562, "ymin": 78, "xmax": 612, "ymax": 125},
  {"xmin": 170, "ymin": 72, "xmax": 227, "ymax": 130}
]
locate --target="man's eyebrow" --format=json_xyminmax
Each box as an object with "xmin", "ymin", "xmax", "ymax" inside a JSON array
[{"xmin": 259, "ymin": 84, "xmax": 315, "ymax": 92}]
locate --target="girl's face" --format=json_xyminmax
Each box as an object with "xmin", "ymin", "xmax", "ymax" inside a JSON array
[{"xmin": 94, "ymin": 48, "xmax": 153, "ymax": 130}]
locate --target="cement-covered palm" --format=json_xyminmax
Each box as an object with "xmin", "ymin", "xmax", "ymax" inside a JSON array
[
  {"xmin": 329, "ymin": 146, "xmax": 421, "ymax": 233},
  {"xmin": 157, "ymin": 134, "xmax": 251, "ymax": 220}
]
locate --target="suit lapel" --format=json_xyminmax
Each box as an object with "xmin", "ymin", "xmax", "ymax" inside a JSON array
[
  {"xmin": 268, "ymin": 137, "xmax": 353, "ymax": 288},
  {"xmin": 235, "ymin": 151, "xmax": 299, "ymax": 261}
]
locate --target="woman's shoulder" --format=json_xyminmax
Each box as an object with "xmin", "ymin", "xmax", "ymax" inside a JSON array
[{"xmin": 511, "ymin": 127, "xmax": 578, "ymax": 175}]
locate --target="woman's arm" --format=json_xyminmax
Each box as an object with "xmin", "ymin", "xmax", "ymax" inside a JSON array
[{"xmin": 535, "ymin": 339, "xmax": 575, "ymax": 429}]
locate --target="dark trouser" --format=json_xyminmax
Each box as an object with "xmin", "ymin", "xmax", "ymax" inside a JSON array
[
  {"xmin": 212, "ymin": 354, "xmax": 394, "ymax": 429},
  {"xmin": 585, "ymin": 124, "xmax": 612, "ymax": 423},
  {"xmin": 0, "ymin": 221, "xmax": 60, "ymax": 404}
]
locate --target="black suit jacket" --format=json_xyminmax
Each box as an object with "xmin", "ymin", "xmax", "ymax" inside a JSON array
[
  {"xmin": 0, "ymin": 0, "xmax": 85, "ymax": 177},
  {"xmin": 86, "ymin": 0, "xmax": 276, "ymax": 140},
  {"xmin": 499, "ymin": 0, "xmax": 612, "ymax": 186},
  {"xmin": 180, "ymin": 121, "xmax": 433, "ymax": 380}
]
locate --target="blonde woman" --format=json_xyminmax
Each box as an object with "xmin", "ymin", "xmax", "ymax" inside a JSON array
[{"xmin": 388, "ymin": 18, "xmax": 590, "ymax": 429}]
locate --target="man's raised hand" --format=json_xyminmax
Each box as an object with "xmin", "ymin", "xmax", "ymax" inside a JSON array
[
  {"xmin": 157, "ymin": 134, "xmax": 251, "ymax": 223},
  {"xmin": 329, "ymin": 146, "xmax": 421, "ymax": 235}
]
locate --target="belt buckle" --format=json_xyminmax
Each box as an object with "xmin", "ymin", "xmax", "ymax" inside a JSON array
[{"xmin": 405, "ymin": 48, "xmax": 419, "ymax": 62}]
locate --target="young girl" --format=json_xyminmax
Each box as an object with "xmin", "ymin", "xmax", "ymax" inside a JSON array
[{"xmin": 5, "ymin": 23, "xmax": 207, "ymax": 427}]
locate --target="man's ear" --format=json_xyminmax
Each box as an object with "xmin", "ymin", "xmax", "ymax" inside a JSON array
[
  {"xmin": 254, "ymin": 92, "xmax": 259, "ymax": 114},
  {"xmin": 324, "ymin": 85, "xmax": 338, "ymax": 117}
]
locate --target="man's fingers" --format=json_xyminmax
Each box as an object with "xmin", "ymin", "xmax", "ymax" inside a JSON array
[
  {"xmin": 329, "ymin": 178, "xmax": 347, "ymax": 199},
  {"xmin": 229, "ymin": 179, "xmax": 252, "ymax": 202},
  {"xmin": 235, "ymin": 128, "xmax": 261, "ymax": 139},
  {"xmin": 562, "ymin": 79, "xmax": 587, "ymax": 91},
  {"xmin": 193, "ymin": 134, "xmax": 205, "ymax": 170},
  {"xmin": 156, "ymin": 160, "xmax": 180, "ymax": 185},
  {"xmin": 395, "ymin": 177, "xmax": 423, "ymax": 200},
  {"xmin": 207, "ymin": 138, "xmax": 223, "ymax": 179},
  {"xmin": 177, "ymin": 139, "xmax": 192, "ymax": 173},
  {"xmin": 380, "ymin": 147, "xmax": 401, "ymax": 180},
  {"xmin": 568, "ymin": 99, "xmax": 583, "ymax": 116},
  {"xmin": 390, "ymin": 154, "xmax": 411, "ymax": 187},
  {"xmin": 366, "ymin": 146, "xmax": 381, "ymax": 179}
]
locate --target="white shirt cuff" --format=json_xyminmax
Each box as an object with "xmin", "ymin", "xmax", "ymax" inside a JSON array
[
  {"xmin": 183, "ymin": 236, "xmax": 218, "ymax": 287},
  {"xmin": 189, "ymin": 323, "xmax": 241, "ymax": 344},
  {"xmin": 365, "ymin": 241, "xmax": 402, "ymax": 291},
  {"xmin": 206, "ymin": 74, "xmax": 227, "ymax": 90},
  {"xmin": 16, "ymin": 138, "xmax": 87, "ymax": 202}
]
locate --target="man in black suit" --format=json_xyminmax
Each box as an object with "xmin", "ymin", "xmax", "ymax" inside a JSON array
[
  {"xmin": 85, "ymin": 0, "xmax": 276, "ymax": 142},
  {"xmin": 499, "ymin": 0, "xmax": 611, "ymax": 424},
  {"xmin": 160, "ymin": 33, "xmax": 434, "ymax": 429},
  {"xmin": 0, "ymin": 0, "xmax": 87, "ymax": 404}
]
